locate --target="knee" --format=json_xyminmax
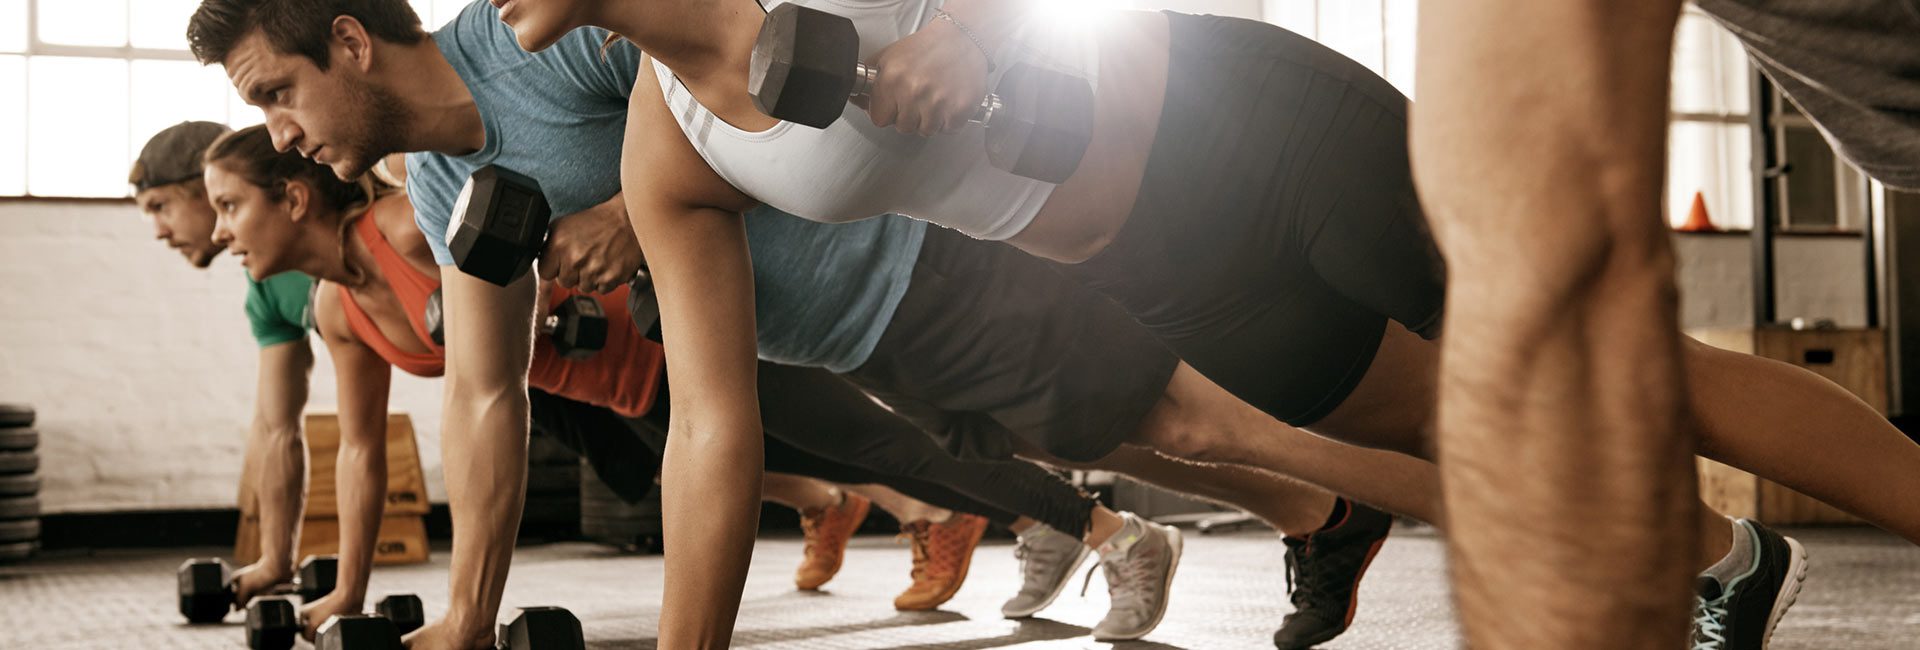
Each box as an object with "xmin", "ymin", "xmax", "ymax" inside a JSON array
[{"xmin": 1134, "ymin": 418, "xmax": 1240, "ymax": 465}]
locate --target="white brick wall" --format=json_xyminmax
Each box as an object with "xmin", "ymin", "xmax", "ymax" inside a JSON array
[
  {"xmin": 1674, "ymin": 233, "xmax": 1870, "ymax": 329},
  {"xmin": 0, "ymin": 200, "xmax": 446, "ymax": 514}
]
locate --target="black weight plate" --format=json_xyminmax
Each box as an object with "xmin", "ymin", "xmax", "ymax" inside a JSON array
[
  {"xmin": 0, "ymin": 518, "xmax": 39, "ymax": 543},
  {"xmin": 0, "ymin": 540, "xmax": 34, "ymax": 562},
  {"xmin": 0, "ymin": 475, "xmax": 37, "ymax": 496},
  {"xmin": 0, "ymin": 404, "xmax": 31, "ymax": 428},
  {"xmin": 0, "ymin": 429, "xmax": 37, "ymax": 451},
  {"xmin": 0, "ymin": 497, "xmax": 37, "ymax": 519},
  {"xmin": 0, "ymin": 451, "xmax": 36, "ymax": 475}
]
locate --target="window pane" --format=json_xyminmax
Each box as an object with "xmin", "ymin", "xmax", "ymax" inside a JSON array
[
  {"xmin": 28, "ymin": 57, "xmax": 130, "ymax": 197},
  {"xmin": 1668, "ymin": 121, "xmax": 1753, "ymax": 230},
  {"xmin": 39, "ymin": 0, "xmax": 128, "ymax": 47},
  {"xmin": 228, "ymin": 85, "xmax": 264, "ymax": 128},
  {"xmin": 1318, "ymin": 0, "xmax": 1384, "ymax": 74},
  {"xmin": 1782, "ymin": 127, "xmax": 1839, "ymax": 229},
  {"xmin": 1382, "ymin": 0, "xmax": 1416, "ymax": 98},
  {"xmin": 0, "ymin": 0, "xmax": 25, "ymax": 53},
  {"xmin": 1671, "ymin": 13, "xmax": 1749, "ymax": 116},
  {"xmin": 434, "ymin": 0, "xmax": 473, "ymax": 29},
  {"xmin": 131, "ymin": 60, "xmax": 233, "ymax": 163},
  {"xmin": 411, "ymin": 0, "xmax": 438, "ymax": 30},
  {"xmin": 0, "ymin": 56, "xmax": 22, "ymax": 196},
  {"xmin": 130, "ymin": 0, "xmax": 202, "ymax": 49},
  {"xmin": 1263, "ymin": 0, "xmax": 1317, "ymax": 38}
]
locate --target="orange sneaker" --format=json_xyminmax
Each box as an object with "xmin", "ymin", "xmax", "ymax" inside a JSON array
[
  {"xmin": 892, "ymin": 513, "xmax": 990, "ymax": 611},
  {"xmin": 795, "ymin": 491, "xmax": 872, "ymax": 590}
]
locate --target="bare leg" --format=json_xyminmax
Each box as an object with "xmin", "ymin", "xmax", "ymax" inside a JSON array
[
  {"xmin": 845, "ymin": 484, "xmax": 951, "ymax": 524},
  {"xmin": 1684, "ymin": 337, "xmax": 1920, "ymax": 543},
  {"xmin": 1015, "ymin": 440, "xmax": 1335, "ymax": 536},
  {"xmin": 760, "ymin": 472, "xmax": 841, "ymax": 512}
]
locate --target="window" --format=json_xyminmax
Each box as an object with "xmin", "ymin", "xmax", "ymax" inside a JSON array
[
  {"xmin": 1262, "ymin": 0, "xmax": 1419, "ymax": 97},
  {"xmin": 1, "ymin": 0, "xmax": 465, "ymax": 199},
  {"xmin": 1667, "ymin": 10, "xmax": 1754, "ymax": 230}
]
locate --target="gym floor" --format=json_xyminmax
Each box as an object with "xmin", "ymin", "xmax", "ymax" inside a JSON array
[{"xmin": 2, "ymin": 524, "xmax": 1914, "ymax": 649}]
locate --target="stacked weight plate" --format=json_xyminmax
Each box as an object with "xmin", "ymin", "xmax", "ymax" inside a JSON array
[{"xmin": 0, "ymin": 404, "xmax": 39, "ymax": 563}]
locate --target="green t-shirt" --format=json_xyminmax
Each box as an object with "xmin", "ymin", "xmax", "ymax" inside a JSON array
[{"xmin": 245, "ymin": 272, "xmax": 315, "ymax": 348}]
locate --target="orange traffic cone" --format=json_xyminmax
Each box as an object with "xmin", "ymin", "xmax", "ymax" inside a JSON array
[{"xmin": 1677, "ymin": 191, "xmax": 1719, "ymax": 232}]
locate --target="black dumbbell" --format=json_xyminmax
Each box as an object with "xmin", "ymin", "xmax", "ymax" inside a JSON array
[
  {"xmin": 315, "ymin": 604, "xmax": 579, "ymax": 649},
  {"xmin": 425, "ymin": 289, "xmax": 608, "ymax": 359},
  {"xmin": 447, "ymin": 165, "xmax": 552, "ymax": 287},
  {"xmin": 497, "ymin": 606, "xmax": 585, "ymax": 649},
  {"xmin": 748, "ymin": 3, "xmax": 1094, "ymax": 183},
  {"xmin": 178, "ymin": 555, "xmax": 338, "ymax": 623},
  {"xmin": 256, "ymin": 593, "xmax": 422, "ymax": 650}
]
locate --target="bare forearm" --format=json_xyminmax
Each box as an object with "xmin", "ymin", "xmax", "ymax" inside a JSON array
[
  {"xmin": 333, "ymin": 440, "xmax": 387, "ymax": 606},
  {"xmin": 658, "ymin": 423, "xmax": 762, "ymax": 648},
  {"xmin": 248, "ymin": 418, "xmax": 306, "ymax": 570},
  {"xmin": 250, "ymin": 341, "xmax": 314, "ymax": 571},
  {"xmin": 1412, "ymin": 0, "xmax": 1694, "ymax": 647},
  {"xmin": 441, "ymin": 385, "xmax": 530, "ymax": 634}
]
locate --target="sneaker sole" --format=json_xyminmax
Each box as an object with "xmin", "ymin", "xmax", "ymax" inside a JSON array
[
  {"xmin": 1761, "ymin": 535, "xmax": 1809, "ymax": 649},
  {"xmin": 795, "ymin": 497, "xmax": 873, "ymax": 590},
  {"xmin": 1001, "ymin": 541, "xmax": 1093, "ymax": 619},
  {"xmin": 1092, "ymin": 524, "xmax": 1184, "ymax": 642},
  {"xmin": 895, "ymin": 519, "xmax": 988, "ymax": 611}
]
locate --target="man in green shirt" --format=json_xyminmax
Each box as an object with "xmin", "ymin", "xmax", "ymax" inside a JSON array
[{"xmin": 133, "ymin": 121, "xmax": 319, "ymax": 608}]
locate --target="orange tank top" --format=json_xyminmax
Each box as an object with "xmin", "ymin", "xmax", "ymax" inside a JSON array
[{"xmin": 338, "ymin": 212, "xmax": 664, "ymax": 417}]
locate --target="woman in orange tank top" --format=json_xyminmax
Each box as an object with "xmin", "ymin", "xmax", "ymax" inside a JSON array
[{"xmin": 199, "ymin": 124, "xmax": 1097, "ymax": 634}]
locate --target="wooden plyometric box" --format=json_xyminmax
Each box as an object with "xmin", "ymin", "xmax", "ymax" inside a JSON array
[
  {"xmin": 1688, "ymin": 327, "xmax": 1883, "ymax": 525},
  {"xmin": 235, "ymin": 412, "xmax": 432, "ymax": 566}
]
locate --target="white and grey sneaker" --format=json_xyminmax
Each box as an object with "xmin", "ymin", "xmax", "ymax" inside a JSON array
[
  {"xmin": 1085, "ymin": 513, "xmax": 1184, "ymax": 641},
  {"xmin": 1001, "ymin": 524, "xmax": 1094, "ymax": 618}
]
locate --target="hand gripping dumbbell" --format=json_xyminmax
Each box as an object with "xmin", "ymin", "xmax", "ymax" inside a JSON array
[
  {"xmin": 315, "ymin": 605, "xmax": 583, "ymax": 649},
  {"xmin": 748, "ymin": 3, "xmax": 1095, "ymax": 183},
  {"xmin": 177, "ymin": 555, "xmax": 339, "ymax": 623},
  {"xmin": 252, "ymin": 593, "xmax": 423, "ymax": 650},
  {"xmin": 447, "ymin": 165, "xmax": 552, "ymax": 287},
  {"xmin": 425, "ymin": 288, "xmax": 609, "ymax": 358}
]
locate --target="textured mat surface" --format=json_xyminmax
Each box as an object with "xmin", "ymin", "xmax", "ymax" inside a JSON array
[{"xmin": 0, "ymin": 525, "xmax": 1914, "ymax": 648}]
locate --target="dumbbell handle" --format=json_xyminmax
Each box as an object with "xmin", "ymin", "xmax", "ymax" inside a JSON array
[{"xmin": 851, "ymin": 62, "xmax": 1002, "ymax": 126}]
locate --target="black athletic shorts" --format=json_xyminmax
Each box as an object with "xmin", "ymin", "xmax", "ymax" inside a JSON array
[
  {"xmin": 1057, "ymin": 12, "xmax": 1447, "ymax": 427},
  {"xmin": 844, "ymin": 227, "xmax": 1179, "ymax": 463}
]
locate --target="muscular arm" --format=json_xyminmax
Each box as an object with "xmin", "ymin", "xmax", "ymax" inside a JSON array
[
  {"xmin": 437, "ymin": 270, "xmax": 539, "ymax": 644},
  {"xmin": 246, "ymin": 340, "xmax": 314, "ymax": 578},
  {"xmin": 624, "ymin": 64, "xmax": 764, "ymax": 648},
  {"xmin": 1410, "ymin": 1, "xmax": 1697, "ymax": 647},
  {"xmin": 313, "ymin": 293, "xmax": 394, "ymax": 622}
]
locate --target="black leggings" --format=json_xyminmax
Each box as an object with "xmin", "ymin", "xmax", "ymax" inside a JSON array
[{"xmin": 1059, "ymin": 12, "xmax": 1446, "ymax": 427}]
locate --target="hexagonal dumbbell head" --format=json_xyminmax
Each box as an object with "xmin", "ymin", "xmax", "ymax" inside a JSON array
[
  {"xmin": 545, "ymin": 296, "xmax": 608, "ymax": 359},
  {"xmin": 245, "ymin": 596, "xmax": 299, "ymax": 650},
  {"xmin": 177, "ymin": 557, "xmax": 233, "ymax": 623},
  {"xmin": 426, "ymin": 288, "xmax": 448, "ymax": 346},
  {"xmin": 448, "ymin": 166, "xmax": 552, "ymax": 287},
  {"xmin": 984, "ymin": 63, "xmax": 1095, "ymax": 184},
  {"xmin": 376, "ymin": 593, "xmax": 426, "ymax": 636},
  {"xmin": 296, "ymin": 555, "xmax": 339, "ymax": 603},
  {"xmin": 750, "ymin": 3, "xmax": 862, "ymax": 128},
  {"xmin": 316, "ymin": 613, "xmax": 404, "ymax": 650},
  {"xmin": 498, "ymin": 606, "xmax": 585, "ymax": 649}
]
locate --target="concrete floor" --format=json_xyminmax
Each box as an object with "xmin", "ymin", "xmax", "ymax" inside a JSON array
[{"xmin": 1, "ymin": 524, "xmax": 1915, "ymax": 649}]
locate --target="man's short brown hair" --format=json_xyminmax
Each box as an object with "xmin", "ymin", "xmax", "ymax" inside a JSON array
[{"xmin": 187, "ymin": 0, "xmax": 426, "ymax": 67}]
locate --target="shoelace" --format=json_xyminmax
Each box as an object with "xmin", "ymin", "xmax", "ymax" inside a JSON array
[
  {"xmin": 1079, "ymin": 542, "xmax": 1157, "ymax": 615},
  {"xmin": 897, "ymin": 522, "xmax": 939, "ymax": 581},
  {"xmin": 1691, "ymin": 593, "xmax": 1730, "ymax": 650},
  {"xmin": 1283, "ymin": 533, "xmax": 1367, "ymax": 612},
  {"xmin": 1013, "ymin": 535, "xmax": 1061, "ymax": 591},
  {"xmin": 799, "ymin": 509, "xmax": 828, "ymax": 560}
]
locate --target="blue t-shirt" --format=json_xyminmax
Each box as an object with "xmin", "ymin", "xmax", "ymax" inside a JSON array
[{"xmin": 407, "ymin": 2, "xmax": 924, "ymax": 372}]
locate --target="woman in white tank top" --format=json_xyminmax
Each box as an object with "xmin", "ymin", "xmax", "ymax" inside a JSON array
[{"xmin": 494, "ymin": 2, "xmax": 1920, "ymax": 648}]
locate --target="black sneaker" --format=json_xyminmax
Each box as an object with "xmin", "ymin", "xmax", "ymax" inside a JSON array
[
  {"xmin": 1272, "ymin": 500, "xmax": 1393, "ymax": 650},
  {"xmin": 1692, "ymin": 519, "xmax": 1808, "ymax": 650}
]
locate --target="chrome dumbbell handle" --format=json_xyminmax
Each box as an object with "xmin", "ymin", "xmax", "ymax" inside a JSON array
[{"xmin": 851, "ymin": 62, "xmax": 1001, "ymax": 125}]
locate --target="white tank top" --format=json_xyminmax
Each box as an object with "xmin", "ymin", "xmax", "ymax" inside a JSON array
[{"xmin": 653, "ymin": 0, "xmax": 1098, "ymax": 240}]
